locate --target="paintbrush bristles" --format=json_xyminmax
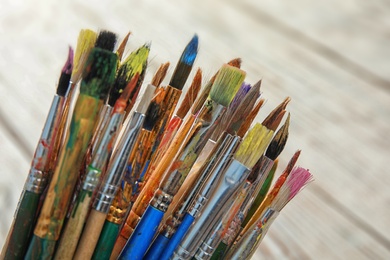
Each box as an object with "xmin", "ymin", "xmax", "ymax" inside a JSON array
[
  {"xmin": 95, "ymin": 30, "xmax": 118, "ymax": 51},
  {"xmin": 80, "ymin": 48, "xmax": 117, "ymax": 99},
  {"xmin": 151, "ymin": 62, "xmax": 170, "ymax": 88},
  {"xmin": 265, "ymin": 113, "xmax": 290, "ymax": 160},
  {"xmin": 71, "ymin": 29, "xmax": 97, "ymax": 83},
  {"xmin": 228, "ymin": 58, "xmax": 242, "ymax": 68},
  {"xmin": 169, "ymin": 34, "xmax": 198, "ymax": 90},
  {"xmin": 237, "ymin": 98, "xmax": 265, "ymax": 137},
  {"xmin": 272, "ymin": 166, "xmax": 313, "ymax": 210},
  {"xmin": 116, "ymin": 32, "xmax": 131, "ymax": 60},
  {"xmin": 285, "ymin": 149, "xmax": 301, "ymax": 175},
  {"xmin": 262, "ymin": 97, "xmax": 291, "ymax": 131},
  {"xmin": 210, "ymin": 64, "xmax": 246, "ymax": 106},
  {"xmin": 177, "ymin": 68, "xmax": 202, "ymax": 119},
  {"xmin": 57, "ymin": 47, "xmax": 74, "ymax": 96},
  {"xmin": 234, "ymin": 123, "xmax": 274, "ymax": 169}
]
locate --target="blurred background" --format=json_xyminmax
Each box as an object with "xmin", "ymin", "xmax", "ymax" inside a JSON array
[{"xmin": 0, "ymin": 0, "xmax": 390, "ymax": 259}]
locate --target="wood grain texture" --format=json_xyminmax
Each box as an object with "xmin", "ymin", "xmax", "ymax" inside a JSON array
[{"xmin": 0, "ymin": 0, "xmax": 389, "ymax": 259}]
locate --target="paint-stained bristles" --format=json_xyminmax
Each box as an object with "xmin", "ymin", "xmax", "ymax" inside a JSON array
[
  {"xmin": 237, "ymin": 98, "xmax": 265, "ymax": 137},
  {"xmin": 176, "ymin": 68, "xmax": 202, "ymax": 119},
  {"xmin": 109, "ymin": 44, "xmax": 150, "ymax": 107},
  {"xmin": 71, "ymin": 29, "xmax": 97, "ymax": 83},
  {"xmin": 151, "ymin": 62, "xmax": 170, "ymax": 88},
  {"xmin": 234, "ymin": 123, "xmax": 274, "ymax": 169},
  {"xmin": 265, "ymin": 113, "xmax": 290, "ymax": 160},
  {"xmin": 228, "ymin": 58, "xmax": 242, "ymax": 68},
  {"xmin": 262, "ymin": 97, "xmax": 291, "ymax": 131},
  {"xmin": 210, "ymin": 64, "xmax": 246, "ymax": 106},
  {"xmin": 116, "ymin": 32, "xmax": 131, "ymax": 60},
  {"xmin": 169, "ymin": 34, "xmax": 199, "ymax": 90},
  {"xmin": 227, "ymin": 79, "xmax": 262, "ymax": 135},
  {"xmin": 95, "ymin": 30, "xmax": 118, "ymax": 51},
  {"xmin": 272, "ymin": 166, "xmax": 313, "ymax": 210},
  {"xmin": 57, "ymin": 47, "xmax": 74, "ymax": 96}
]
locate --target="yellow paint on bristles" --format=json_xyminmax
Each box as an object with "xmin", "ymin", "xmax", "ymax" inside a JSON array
[
  {"xmin": 234, "ymin": 123, "xmax": 274, "ymax": 169},
  {"xmin": 209, "ymin": 64, "xmax": 246, "ymax": 107},
  {"xmin": 121, "ymin": 43, "xmax": 150, "ymax": 79},
  {"xmin": 71, "ymin": 29, "xmax": 97, "ymax": 83}
]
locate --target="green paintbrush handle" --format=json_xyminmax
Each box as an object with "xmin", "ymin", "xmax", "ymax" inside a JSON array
[
  {"xmin": 25, "ymin": 235, "xmax": 56, "ymax": 260},
  {"xmin": 2, "ymin": 191, "xmax": 40, "ymax": 259},
  {"xmin": 92, "ymin": 221, "xmax": 121, "ymax": 259}
]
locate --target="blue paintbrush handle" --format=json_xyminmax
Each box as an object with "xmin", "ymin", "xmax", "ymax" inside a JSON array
[
  {"xmin": 118, "ymin": 205, "xmax": 164, "ymax": 260},
  {"xmin": 160, "ymin": 213, "xmax": 195, "ymax": 260},
  {"xmin": 144, "ymin": 233, "xmax": 169, "ymax": 260}
]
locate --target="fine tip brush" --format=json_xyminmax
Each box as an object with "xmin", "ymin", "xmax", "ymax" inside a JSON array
[
  {"xmin": 172, "ymin": 123, "xmax": 274, "ymax": 260},
  {"xmin": 0, "ymin": 47, "xmax": 73, "ymax": 259},
  {"xmin": 119, "ymin": 64, "xmax": 246, "ymax": 259},
  {"xmin": 25, "ymin": 41, "xmax": 118, "ymax": 259},
  {"xmin": 226, "ymin": 166, "xmax": 313, "ymax": 260},
  {"xmin": 116, "ymin": 32, "xmax": 131, "ymax": 61}
]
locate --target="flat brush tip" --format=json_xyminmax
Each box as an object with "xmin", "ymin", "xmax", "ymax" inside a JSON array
[{"xmin": 210, "ymin": 64, "xmax": 246, "ymax": 107}]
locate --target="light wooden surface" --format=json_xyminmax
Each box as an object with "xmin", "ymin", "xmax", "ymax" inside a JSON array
[{"xmin": 1, "ymin": 0, "xmax": 390, "ymax": 259}]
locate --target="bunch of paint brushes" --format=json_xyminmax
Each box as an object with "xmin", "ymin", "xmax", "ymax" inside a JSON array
[{"xmin": 1, "ymin": 28, "xmax": 313, "ymax": 260}]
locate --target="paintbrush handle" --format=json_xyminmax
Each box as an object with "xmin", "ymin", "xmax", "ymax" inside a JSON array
[
  {"xmin": 54, "ymin": 189, "xmax": 93, "ymax": 259},
  {"xmin": 225, "ymin": 208, "xmax": 278, "ymax": 260},
  {"xmin": 1, "ymin": 191, "xmax": 40, "ymax": 259},
  {"xmin": 92, "ymin": 221, "xmax": 121, "ymax": 260},
  {"xmin": 116, "ymin": 115, "xmax": 196, "ymax": 252},
  {"xmin": 143, "ymin": 233, "xmax": 170, "ymax": 260},
  {"xmin": 175, "ymin": 160, "xmax": 250, "ymax": 259},
  {"xmin": 119, "ymin": 205, "xmax": 165, "ymax": 259},
  {"xmin": 73, "ymin": 209, "xmax": 106, "ymax": 260}
]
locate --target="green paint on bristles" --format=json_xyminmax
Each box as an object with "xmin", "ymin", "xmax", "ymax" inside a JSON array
[
  {"xmin": 209, "ymin": 64, "xmax": 246, "ymax": 107},
  {"xmin": 80, "ymin": 48, "xmax": 118, "ymax": 100}
]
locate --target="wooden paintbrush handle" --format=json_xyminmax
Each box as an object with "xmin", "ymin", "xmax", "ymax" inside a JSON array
[{"xmin": 73, "ymin": 209, "xmax": 106, "ymax": 260}]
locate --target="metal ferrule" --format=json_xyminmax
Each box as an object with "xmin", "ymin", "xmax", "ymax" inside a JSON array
[
  {"xmin": 91, "ymin": 105, "xmax": 113, "ymax": 153},
  {"xmin": 187, "ymin": 136, "xmax": 241, "ymax": 218},
  {"xmin": 25, "ymin": 95, "xmax": 64, "ymax": 193},
  {"xmin": 177, "ymin": 158, "xmax": 251, "ymax": 258},
  {"xmin": 226, "ymin": 208, "xmax": 279, "ymax": 260},
  {"xmin": 82, "ymin": 112, "xmax": 124, "ymax": 192},
  {"xmin": 222, "ymin": 156, "xmax": 273, "ymax": 245},
  {"xmin": 194, "ymin": 221, "xmax": 223, "ymax": 260},
  {"xmin": 93, "ymin": 112, "xmax": 144, "ymax": 213},
  {"xmin": 151, "ymin": 188, "xmax": 173, "ymax": 212}
]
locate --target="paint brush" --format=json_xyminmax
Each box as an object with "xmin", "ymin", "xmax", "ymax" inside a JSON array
[
  {"xmin": 54, "ymin": 74, "xmax": 140, "ymax": 260},
  {"xmin": 72, "ymin": 84, "xmax": 155, "ymax": 260},
  {"xmin": 236, "ymin": 98, "xmax": 265, "ymax": 137},
  {"xmin": 54, "ymin": 29, "xmax": 96, "ymax": 159},
  {"xmin": 171, "ymin": 123, "xmax": 274, "ymax": 260},
  {"xmin": 241, "ymin": 149, "xmax": 301, "ymax": 236},
  {"xmin": 134, "ymin": 35, "xmax": 199, "ymax": 193},
  {"xmin": 209, "ymin": 114, "xmax": 290, "ymax": 259},
  {"xmin": 226, "ymin": 167, "xmax": 313, "ymax": 260},
  {"xmin": 119, "ymin": 65, "xmax": 245, "ymax": 259},
  {"xmin": 0, "ymin": 48, "xmax": 73, "ymax": 259},
  {"xmin": 111, "ymin": 59, "xmax": 242, "ymax": 259},
  {"xmin": 142, "ymin": 68, "xmax": 202, "ymax": 184},
  {"xmin": 25, "ymin": 45, "xmax": 118, "ymax": 259}
]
